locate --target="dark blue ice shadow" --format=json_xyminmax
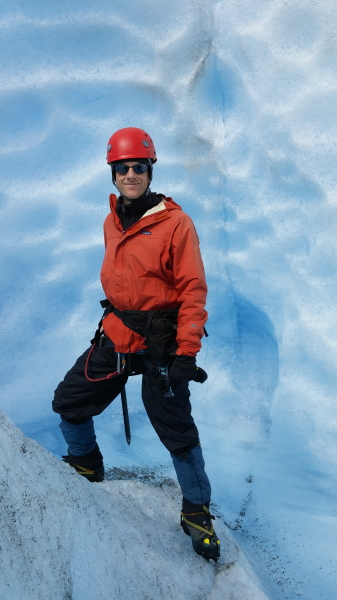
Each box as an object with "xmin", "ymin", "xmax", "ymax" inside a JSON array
[{"xmin": 232, "ymin": 292, "xmax": 279, "ymax": 432}]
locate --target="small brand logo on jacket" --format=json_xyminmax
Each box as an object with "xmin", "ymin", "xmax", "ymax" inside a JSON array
[{"xmin": 141, "ymin": 231, "xmax": 152, "ymax": 235}]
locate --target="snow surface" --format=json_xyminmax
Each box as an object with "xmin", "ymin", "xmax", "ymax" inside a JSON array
[
  {"xmin": 0, "ymin": 0, "xmax": 337, "ymax": 598},
  {"xmin": 0, "ymin": 409, "xmax": 270, "ymax": 600}
]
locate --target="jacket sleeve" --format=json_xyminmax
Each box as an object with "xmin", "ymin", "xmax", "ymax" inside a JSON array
[{"xmin": 171, "ymin": 215, "xmax": 208, "ymax": 356}]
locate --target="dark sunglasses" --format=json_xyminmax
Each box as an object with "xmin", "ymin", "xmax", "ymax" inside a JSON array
[{"xmin": 114, "ymin": 163, "xmax": 148, "ymax": 175}]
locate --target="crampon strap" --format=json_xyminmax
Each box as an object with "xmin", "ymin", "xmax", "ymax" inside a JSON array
[{"xmin": 181, "ymin": 505, "xmax": 215, "ymax": 536}]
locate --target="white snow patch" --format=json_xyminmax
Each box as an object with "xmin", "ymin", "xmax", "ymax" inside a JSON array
[{"xmin": 0, "ymin": 410, "xmax": 269, "ymax": 600}]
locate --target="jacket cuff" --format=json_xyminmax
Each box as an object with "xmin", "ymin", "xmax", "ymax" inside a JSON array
[{"xmin": 175, "ymin": 347, "xmax": 197, "ymax": 357}]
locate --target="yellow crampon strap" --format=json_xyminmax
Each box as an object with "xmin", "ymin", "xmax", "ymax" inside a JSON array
[
  {"xmin": 181, "ymin": 516, "xmax": 215, "ymax": 536},
  {"xmin": 181, "ymin": 505, "xmax": 215, "ymax": 537},
  {"xmin": 74, "ymin": 464, "xmax": 95, "ymax": 475}
]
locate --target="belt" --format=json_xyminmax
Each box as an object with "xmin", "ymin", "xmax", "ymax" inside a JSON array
[{"xmin": 97, "ymin": 335, "xmax": 150, "ymax": 355}]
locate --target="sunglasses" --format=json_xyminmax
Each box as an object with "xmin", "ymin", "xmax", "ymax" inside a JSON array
[{"xmin": 114, "ymin": 163, "xmax": 149, "ymax": 175}]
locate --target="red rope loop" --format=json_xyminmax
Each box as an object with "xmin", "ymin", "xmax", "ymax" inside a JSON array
[{"xmin": 84, "ymin": 344, "xmax": 124, "ymax": 382}]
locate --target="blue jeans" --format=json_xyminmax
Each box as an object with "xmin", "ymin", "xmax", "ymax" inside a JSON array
[{"xmin": 59, "ymin": 417, "xmax": 211, "ymax": 505}]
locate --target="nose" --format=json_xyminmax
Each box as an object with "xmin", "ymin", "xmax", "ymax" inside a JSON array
[{"xmin": 125, "ymin": 166, "xmax": 138, "ymax": 178}]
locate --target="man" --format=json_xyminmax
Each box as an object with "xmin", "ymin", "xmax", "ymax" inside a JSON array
[{"xmin": 52, "ymin": 127, "xmax": 220, "ymax": 560}]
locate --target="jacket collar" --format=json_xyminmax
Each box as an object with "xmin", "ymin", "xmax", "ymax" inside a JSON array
[
  {"xmin": 108, "ymin": 193, "xmax": 182, "ymax": 227},
  {"xmin": 139, "ymin": 200, "xmax": 166, "ymax": 219}
]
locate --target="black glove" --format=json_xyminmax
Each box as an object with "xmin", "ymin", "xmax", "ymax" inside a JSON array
[{"xmin": 169, "ymin": 356, "xmax": 208, "ymax": 385}]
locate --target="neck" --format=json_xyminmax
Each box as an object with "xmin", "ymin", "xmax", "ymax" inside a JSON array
[{"xmin": 117, "ymin": 191, "xmax": 162, "ymax": 231}]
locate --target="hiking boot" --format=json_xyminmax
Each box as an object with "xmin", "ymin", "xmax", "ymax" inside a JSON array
[
  {"xmin": 62, "ymin": 444, "xmax": 104, "ymax": 482},
  {"xmin": 181, "ymin": 498, "xmax": 220, "ymax": 560}
]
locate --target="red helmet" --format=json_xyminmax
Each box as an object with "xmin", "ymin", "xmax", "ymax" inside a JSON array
[{"xmin": 106, "ymin": 127, "xmax": 157, "ymax": 164}]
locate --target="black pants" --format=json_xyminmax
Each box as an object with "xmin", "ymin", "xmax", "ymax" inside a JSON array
[{"xmin": 52, "ymin": 346, "xmax": 200, "ymax": 455}]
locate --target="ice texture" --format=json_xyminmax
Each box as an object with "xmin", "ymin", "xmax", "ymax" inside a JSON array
[
  {"xmin": 0, "ymin": 1, "xmax": 337, "ymax": 598},
  {"xmin": 0, "ymin": 410, "xmax": 270, "ymax": 600}
]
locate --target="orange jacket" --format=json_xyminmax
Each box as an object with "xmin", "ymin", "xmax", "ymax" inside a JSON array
[{"xmin": 100, "ymin": 194, "xmax": 208, "ymax": 356}]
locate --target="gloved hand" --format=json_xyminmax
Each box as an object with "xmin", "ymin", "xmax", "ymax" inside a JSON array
[{"xmin": 169, "ymin": 356, "xmax": 208, "ymax": 385}]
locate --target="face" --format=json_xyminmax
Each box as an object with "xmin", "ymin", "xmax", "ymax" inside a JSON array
[{"xmin": 115, "ymin": 161, "xmax": 150, "ymax": 200}]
